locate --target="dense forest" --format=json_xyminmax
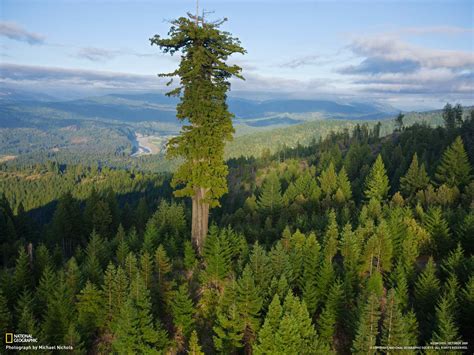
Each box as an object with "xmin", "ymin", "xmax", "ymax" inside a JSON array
[{"xmin": 1, "ymin": 104, "xmax": 473, "ymax": 353}]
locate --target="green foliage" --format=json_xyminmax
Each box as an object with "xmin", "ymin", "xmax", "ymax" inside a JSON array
[
  {"xmin": 171, "ymin": 283, "xmax": 195, "ymax": 338},
  {"xmin": 365, "ymin": 154, "xmax": 390, "ymax": 201},
  {"xmin": 435, "ymin": 136, "xmax": 472, "ymax": 188},
  {"xmin": 400, "ymin": 153, "xmax": 430, "ymax": 198},
  {"xmin": 352, "ymin": 293, "xmax": 381, "ymax": 354},
  {"xmin": 257, "ymin": 172, "xmax": 283, "ymax": 215},
  {"xmin": 151, "ymin": 14, "xmax": 245, "ymax": 206},
  {"xmin": 188, "ymin": 330, "xmax": 204, "ymax": 355},
  {"xmin": 112, "ymin": 274, "xmax": 168, "ymax": 353},
  {"xmin": 254, "ymin": 292, "xmax": 327, "ymax": 354}
]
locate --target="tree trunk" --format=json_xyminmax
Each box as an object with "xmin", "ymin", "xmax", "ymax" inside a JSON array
[{"xmin": 192, "ymin": 187, "xmax": 210, "ymax": 254}]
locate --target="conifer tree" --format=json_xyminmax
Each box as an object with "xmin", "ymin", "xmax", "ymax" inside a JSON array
[
  {"xmin": 235, "ymin": 266, "xmax": 263, "ymax": 350},
  {"xmin": 365, "ymin": 154, "xmax": 390, "ymax": 201},
  {"xmin": 64, "ymin": 323, "xmax": 85, "ymax": 354},
  {"xmin": 352, "ymin": 293, "xmax": 381, "ymax": 354},
  {"xmin": 253, "ymin": 295, "xmax": 283, "ymax": 354},
  {"xmin": 140, "ymin": 251, "xmax": 154, "ymax": 289},
  {"xmin": 400, "ymin": 153, "xmax": 430, "ymax": 198},
  {"xmin": 16, "ymin": 290, "xmax": 38, "ymax": 336},
  {"xmin": 113, "ymin": 274, "xmax": 169, "ymax": 353},
  {"xmin": 257, "ymin": 172, "xmax": 283, "ymax": 215},
  {"xmin": 183, "ymin": 240, "xmax": 197, "ymax": 271},
  {"xmin": 14, "ymin": 246, "xmax": 32, "ymax": 292},
  {"xmin": 381, "ymin": 290, "xmax": 410, "ymax": 352},
  {"xmin": 424, "ymin": 207, "xmax": 451, "ymax": 257},
  {"xmin": 435, "ymin": 136, "xmax": 472, "ymax": 188},
  {"xmin": 302, "ymin": 233, "xmax": 321, "ymax": 315},
  {"xmin": 248, "ymin": 242, "xmax": 272, "ymax": 302},
  {"xmin": 201, "ymin": 226, "xmax": 232, "ymax": 289},
  {"xmin": 188, "ymin": 330, "xmax": 204, "ymax": 355},
  {"xmin": 171, "ymin": 283, "xmax": 195, "ymax": 338},
  {"xmin": 151, "ymin": 13, "xmax": 245, "ymax": 253},
  {"xmin": 317, "ymin": 279, "xmax": 343, "ymax": 347},
  {"xmin": 319, "ymin": 162, "xmax": 338, "ymax": 198},
  {"xmin": 431, "ymin": 295, "xmax": 460, "ymax": 343},
  {"xmin": 414, "ymin": 257, "xmax": 440, "ymax": 341},
  {"xmin": 77, "ymin": 281, "xmax": 105, "ymax": 344}
]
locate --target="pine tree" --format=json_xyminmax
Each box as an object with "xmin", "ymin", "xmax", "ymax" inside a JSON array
[
  {"xmin": 64, "ymin": 323, "xmax": 85, "ymax": 354},
  {"xmin": 77, "ymin": 281, "xmax": 105, "ymax": 343},
  {"xmin": 257, "ymin": 172, "xmax": 283, "ymax": 215},
  {"xmin": 183, "ymin": 240, "xmax": 197, "ymax": 271},
  {"xmin": 424, "ymin": 207, "xmax": 451, "ymax": 257},
  {"xmin": 42, "ymin": 273, "xmax": 74, "ymax": 345},
  {"xmin": 139, "ymin": 251, "xmax": 154, "ymax": 289},
  {"xmin": 16, "ymin": 290, "xmax": 38, "ymax": 336},
  {"xmin": 400, "ymin": 153, "xmax": 430, "ymax": 197},
  {"xmin": 435, "ymin": 136, "xmax": 472, "ymax": 188},
  {"xmin": 115, "ymin": 225, "xmax": 129, "ymax": 266},
  {"xmin": 431, "ymin": 295, "xmax": 460, "ymax": 343},
  {"xmin": 201, "ymin": 226, "xmax": 232, "ymax": 289},
  {"xmin": 235, "ymin": 266, "xmax": 263, "ymax": 350},
  {"xmin": 337, "ymin": 166, "xmax": 353, "ymax": 201},
  {"xmin": 352, "ymin": 293, "xmax": 381, "ymax": 354},
  {"xmin": 365, "ymin": 154, "xmax": 390, "ymax": 201},
  {"xmin": 253, "ymin": 295, "xmax": 283, "ymax": 354},
  {"xmin": 151, "ymin": 13, "xmax": 245, "ymax": 253},
  {"xmin": 381, "ymin": 290, "xmax": 410, "ymax": 352},
  {"xmin": 248, "ymin": 242, "xmax": 272, "ymax": 302},
  {"xmin": 319, "ymin": 162, "xmax": 338, "ymax": 198},
  {"xmin": 14, "ymin": 246, "xmax": 32, "ymax": 292},
  {"xmin": 414, "ymin": 257, "xmax": 440, "ymax": 341},
  {"xmin": 171, "ymin": 283, "xmax": 195, "ymax": 338},
  {"xmin": 317, "ymin": 279, "xmax": 343, "ymax": 347},
  {"xmin": 302, "ymin": 233, "xmax": 321, "ymax": 315},
  {"xmin": 113, "ymin": 274, "xmax": 169, "ymax": 353},
  {"xmin": 188, "ymin": 330, "xmax": 204, "ymax": 355}
]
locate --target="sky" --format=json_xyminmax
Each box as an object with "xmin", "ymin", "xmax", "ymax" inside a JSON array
[{"xmin": 0, "ymin": 0, "xmax": 473, "ymax": 110}]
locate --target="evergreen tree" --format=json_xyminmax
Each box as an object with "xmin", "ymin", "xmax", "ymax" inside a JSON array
[
  {"xmin": 400, "ymin": 153, "xmax": 430, "ymax": 198},
  {"xmin": 188, "ymin": 330, "xmax": 204, "ymax": 355},
  {"xmin": 171, "ymin": 283, "xmax": 195, "ymax": 338},
  {"xmin": 302, "ymin": 233, "xmax": 321, "ymax": 315},
  {"xmin": 77, "ymin": 281, "xmax": 105, "ymax": 344},
  {"xmin": 16, "ymin": 290, "xmax": 38, "ymax": 336},
  {"xmin": 201, "ymin": 226, "xmax": 232, "ymax": 289},
  {"xmin": 414, "ymin": 257, "xmax": 440, "ymax": 341},
  {"xmin": 352, "ymin": 293, "xmax": 381, "ymax": 354},
  {"xmin": 151, "ymin": 13, "xmax": 246, "ymax": 252},
  {"xmin": 395, "ymin": 112, "xmax": 404, "ymax": 131},
  {"xmin": 183, "ymin": 240, "xmax": 197, "ymax": 271},
  {"xmin": 435, "ymin": 136, "xmax": 472, "ymax": 188},
  {"xmin": 431, "ymin": 295, "xmax": 460, "ymax": 343},
  {"xmin": 381, "ymin": 290, "xmax": 410, "ymax": 352},
  {"xmin": 113, "ymin": 274, "xmax": 168, "ymax": 353},
  {"xmin": 14, "ymin": 246, "xmax": 32, "ymax": 292},
  {"xmin": 253, "ymin": 295, "xmax": 283, "ymax": 354},
  {"xmin": 257, "ymin": 172, "xmax": 283, "ymax": 215},
  {"xmin": 365, "ymin": 154, "xmax": 390, "ymax": 201},
  {"xmin": 317, "ymin": 279, "xmax": 343, "ymax": 347},
  {"xmin": 442, "ymin": 103, "xmax": 456, "ymax": 130}
]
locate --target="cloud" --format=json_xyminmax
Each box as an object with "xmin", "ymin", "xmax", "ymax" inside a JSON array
[
  {"xmin": 336, "ymin": 35, "xmax": 474, "ymax": 100},
  {"xmin": 281, "ymin": 55, "xmax": 323, "ymax": 69},
  {"xmin": 345, "ymin": 37, "xmax": 474, "ymax": 71},
  {"xmin": 75, "ymin": 46, "xmax": 158, "ymax": 62},
  {"xmin": 0, "ymin": 21, "xmax": 45, "ymax": 45},
  {"xmin": 0, "ymin": 63, "xmax": 166, "ymax": 90},
  {"xmin": 76, "ymin": 47, "xmax": 119, "ymax": 61},
  {"xmin": 340, "ymin": 57, "xmax": 421, "ymax": 75}
]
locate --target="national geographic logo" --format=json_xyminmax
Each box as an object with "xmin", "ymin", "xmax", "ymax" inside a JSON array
[{"xmin": 4, "ymin": 333, "xmax": 38, "ymax": 343}]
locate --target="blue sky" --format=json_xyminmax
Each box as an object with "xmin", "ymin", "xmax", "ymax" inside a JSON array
[{"xmin": 1, "ymin": 0, "xmax": 473, "ymax": 109}]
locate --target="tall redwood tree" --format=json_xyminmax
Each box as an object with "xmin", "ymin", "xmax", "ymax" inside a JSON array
[{"xmin": 150, "ymin": 13, "xmax": 245, "ymax": 253}]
